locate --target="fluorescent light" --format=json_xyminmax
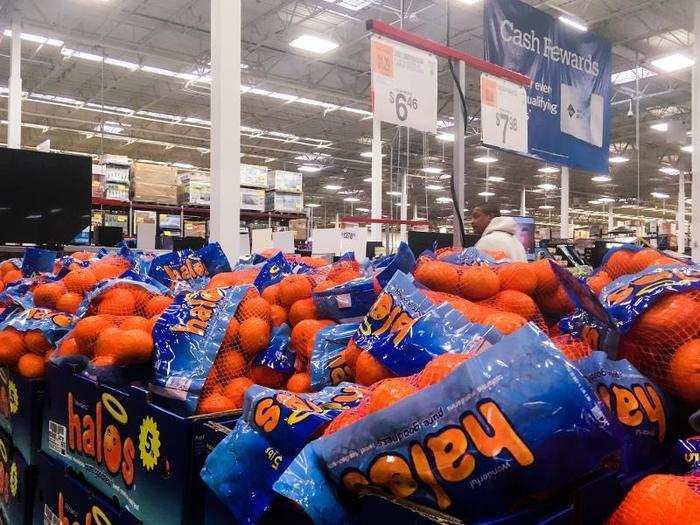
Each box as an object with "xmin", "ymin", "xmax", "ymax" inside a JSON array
[
  {"xmin": 588, "ymin": 199, "xmax": 601, "ymax": 204},
  {"xmin": 343, "ymin": 197, "xmax": 360, "ymax": 202},
  {"xmin": 3, "ymin": 30, "xmax": 63, "ymax": 47},
  {"xmin": 456, "ymin": 0, "xmax": 482, "ymax": 4},
  {"xmin": 611, "ymin": 67, "xmax": 656, "ymax": 85},
  {"xmin": 436, "ymin": 197, "xmax": 453, "ymax": 204},
  {"xmin": 323, "ymin": 184, "xmax": 342, "ymax": 190},
  {"xmin": 394, "ymin": 202, "xmax": 406, "ymax": 207},
  {"xmin": 61, "ymin": 48, "xmax": 103, "ymax": 62},
  {"xmin": 299, "ymin": 165, "xmax": 322, "ymax": 173},
  {"xmin": 436, "ymin": 133, "xmax": 455, "ymax": 142},
  {"xmin": 650, "ymin": 122, "xmax": 668, "ymax": 132},
  {"xmin": 500, "ymin": 209, "xmax": 511, "ymax": 214},
  {"xmin": 360, "ymin": 151, "xmax": 385, "ymax": 158},
  {"xmin": 439, "ymin": 173, "xmax": 451, "ymax": 180},
  {"xmin": 425, "ymin": 184, "xmax": 443, "ymax": 190},
  {"xmin": 651, "ymin": 192, "xmax": 670, "ymax": 199},
  {"xmin": 289, "ymin": 34, "xmax": 338, "ymax": 54},
  {"xmin": 355, "ymin": 207, "xmax": 370, "ymax": 212},
  {"xmin": 598, "ymin": 197, "xmax": 615, "ymax": 203},
  {"xmin": 538, "ymin": 183, "xmax": 557, "ymax": 191},
  {"xmin": 539, "ymin": 204, "xmax": 555, "ymax": 210},
  {"xmin": 478, "ymin": 191, "xmax": 495, "ymax": 197},
  {"xmin": 651, "ymin": 53, "xmax": 694, "ymax": 72},
  {"xmin": 474, "ymin": 156, "xmax": 497, "ymax": 164},
  {"xmin": 306, "ymin": 203, "xmax": 321, "ymax": 208},
  {"xmin": 609, "ymin": 156, "xmax": 629, "ymax": 164},
  {"xmin": 537, "ymin": 166, "xmax": 559, "ymax": 173},
  {"xmin": 659, "ymin": 166, "xmax": 680, "ymax": 176},
  {"xmin": 558, "ymin": 15, "xmax": 588, "ymax": 32},
  {"xmin": 93, "ymin": 123, "xmax": 124, "ymax": 134},
  {"xmin": 104, "ymin": 58, "xmax": 139, "ymax": 71},
  {"xmin": 386, "ymin": 191, "xmax": 402, "ymax": 196},
  {"xmin": 421, "ymin": 167, "xmax": 442, "ymax": 174},
  {"xmin": 363, "ymin": 177, "xmax": 373, "ymax": 182},
  {"xmin": 592, "ymin": 175, "xmax": 611, "ymax": 183},
  {"xmin": 487, "ymin": 176, "xmax": 505, "ymax": 182},
  {"xmin": 173, "ymin": 162, "xmax": 195, "ymax": 169},
  {"xmin": 682, "ymin": 145, "xmax": 693, "ymax": 153}
]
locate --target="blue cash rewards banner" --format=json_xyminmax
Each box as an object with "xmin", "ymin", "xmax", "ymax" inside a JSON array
[{"xmin": 484, "ymin": 0, "xmax": 612, "ymax": 174}]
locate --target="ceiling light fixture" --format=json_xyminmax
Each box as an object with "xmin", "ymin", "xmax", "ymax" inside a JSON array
[
  {"xmin": 289, "ymin": 34, "xmax": 338, "ymax": 54},
  {"xmin": 436, "ymin": 133, "xmax": 455, "ymax": 142},
  {"xmin": 659, "ymin": 166, "xmax": 680, "ymax": 176},
  {"xmin": 173, "ymin": 162, "xmax": 195, "ymax": 169},
  {"xmin": 539, "ymin": 204, "xmax": 555, "ymax": 210},
  {"xmin": 682, "ymin": 145, "xmax": 693, "ymax": 153},
  {"xmin": 609, "ymin": 156, "xmax": 629, "ymax": 164},
  {"xmin": 3, "ymin": 29, "xmax": 63, "ymax": 47},
  {"xmin": 598, "ymin": 197, "xmax": 615, "ymax": 203},
  {"xmin": 592, "ymin": 175, "xmax": 612, "ymax": 183},
  {"xmin": 436, "ymin": 197, "xmax": 452, "ymax": 204},
  {"xmin": 420, "ymin": 167, "xmax": 442, "ymax": 174},
  {"xmin": 299, "ymin": 165, "xmax": 322, "ymax": 173},
  {"xmin": 537, "ymin": 166, "xmax": 559, "ymax": 173},
  {"xmin": 500, "ymin": 209, "xmax": 511, "ymax": 214},
  {"xmin": 538, "ymin": 183, "xmax": 557, "ymax": 191},
  {"xmin": 487, "ymin": 176, "xmax": 505, "ymax": 182},
  {"xmin": 651, "ymin": 53, "xmax": 694, "ymax": 72},
  {"xmin": 474, "ymin": 156, "xmax": 498, "ymax": 164},
  {"xmin": 650, "ymin": 122, "xmax": 669, "ymax": 132},
  {"xmin": 425, "ymin": 184, "xmax": 443, "ymax": 190},
  {"xmin": 651, "ymin": 192, "xmax": 670, "ymax": 199},
  {"xmin": 611, "ymin": 67, "xmax": 656, "ymax": 85},
  {"xmin": 558, "ymin": 15, "xmax": 588, "ymax": 32},
  {"xmin": 324, "ymin": 184, "xmax": 342, "ymax": 190},
  {"xmin": 363, "ymin": 177, "xmax": 372, "ymax": 182},
  {"xmin": 478, "ymin": 190, "xmax": 495, "ymax": 197},
  {"xmin": 360, "ymin": 151, "xmax": 385, "ymax": 158},
  {"xmin": 305, "ymin": 203, "xmax": 321, "ymax": 208},
  {"xmin": 386, "ymin": 191, "xmax": 402, "ymax": 196},
  {"xmin": 343, "ymin": 197, "xmax": 360, "ymax": 202}
]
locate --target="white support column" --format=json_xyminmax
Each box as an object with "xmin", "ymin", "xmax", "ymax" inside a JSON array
[
  {"xmin": 693, "ymin": 2, "xmax": 700, "ymax": 262},
  {"xmin": 370, "ymin": 117, "xmax": 382, "ymax": 242},
  {"xmin": 210, "ymin": 0, "xmax": 241, "ymax": 261},
  {"xmin": 678, "ymin": 171, "xmax": 686, "ymax": 255},
  {"xmin": 560, "ymin": 167, "xmax": 570, "ymax": 238},
  {"xmin": 8, "ymin": 17, "xmax": 22, "ymax": 149},
  {"xmin": 608, "ymin": 203, "xmax": 614, "ymax": 232},
  {"xmin": 520, "ymin": 187, "xmax": 526, "ymax": 216},
  {"xmin": 452, "ymin": 61, "xmax": 466, "ymax": 246}
]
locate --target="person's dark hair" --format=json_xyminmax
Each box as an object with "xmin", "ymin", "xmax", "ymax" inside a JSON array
[{"xmin": 474, "ymin": 202, "xmax": 500, "ymax": 218}]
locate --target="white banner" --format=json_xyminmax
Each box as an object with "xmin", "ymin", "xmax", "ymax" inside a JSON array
[
  {"xmin": 371, "ymin": 37, "xmax": 437, "ymax": 133},
  {"xmin": 480, "ymin": 74, "xmax": 528, "ymax": 154}
]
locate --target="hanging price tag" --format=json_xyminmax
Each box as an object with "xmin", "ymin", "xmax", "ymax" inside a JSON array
[
  {"xmin": 480, "ymin": 73, "xmax": 528, "ymax": 154},
  {"xmin": 371, "ymin": 37, "xmax": 437, "ymax": 133}
]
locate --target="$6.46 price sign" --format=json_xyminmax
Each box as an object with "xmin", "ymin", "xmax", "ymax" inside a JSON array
[
  {"xmin": 480, "ymin": 73, "xmax": 528, "ymax": 154},
  {"xmin": 371, "ymin": 37, "xmax": 437, "ymax": 134}
]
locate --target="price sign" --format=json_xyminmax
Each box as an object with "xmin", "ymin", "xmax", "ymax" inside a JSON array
[
  {"xmin": 480, "ymin": 74, "xmax": 528, "ymax": 154},
  {"xmin": 371, "ymin": 37, "xmax": 437, "ymax": 133}
]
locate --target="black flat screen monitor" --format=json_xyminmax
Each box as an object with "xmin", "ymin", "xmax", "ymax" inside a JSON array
[{"xmin": 0, "ymin": 148, "xmax": 91, "ymax": 245}]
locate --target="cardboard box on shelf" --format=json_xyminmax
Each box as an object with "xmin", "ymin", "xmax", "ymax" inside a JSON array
[
  {"xmin": 266, "ymin": 191, "xmax": 303, "ymax": 213},
  {"xmin": 241, "ymin": 187, "xmax": 266, "ymax": 211},
  {"xmin": 178, "ymin": 173, "xmax": 211, "ymax": 205},
  {"xmin": 131, "ymin": 162, "xmax": 178, "ymax": 204},
  {"xmin": 241, "ymin": 164, "xmax": 268, "ymax": 188},
  {"xmin": 104, "ymin": 182, "xmax": 130, "ymax": 202},
  {"xmin": 0, "ymin": 367, "xmax": 44, "ymax": 465},
  {"xmin": 91, "ymin": 169, "xmax": 105, "ymax": 199},
  {"xmin": 289, "ymin": 218, "xmax": 308, "ymax": 240},
  {"xmin": 268, "ymin": 170, "xmax": 302, "ymax": 193}
]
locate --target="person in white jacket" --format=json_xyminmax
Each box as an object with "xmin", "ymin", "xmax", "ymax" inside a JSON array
[{"xmin": 471, "ymin": 203, "xmax": 528, "ymax": 262}]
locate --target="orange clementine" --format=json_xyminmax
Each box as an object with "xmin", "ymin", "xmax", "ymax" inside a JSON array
[
  {"xmin": 655, "ymin": 256, "xmax": 682, "ymax": 267},
  {"xmin": 17, "ymin": 353, "xmax": 45, "ymax": 378},
  {"xmin": 314, "ymin": 280, "xmax": 338, "ymax": 293},
  {"xmin": 288, "ymin": 298, "xmax": 317, "ymax": 326},
  {"xmin": 115, "ymin": 330, "xmax": 153, "ymax": 363},
  {"xmin": 94, "ymin": 327, "xmax": 123, "ymax": 358},
  {"xmin": 0, "ymin": 260, "xmax": 17, "ymax": 275},
  {"xmin": 91, "ymin": 355, "xmax": 118, "ymax": 367},
  {"xmin": 537, "ymin": 286, "xmax": 574, "ymax": 316},
  {"xmin": 632, "ymin": 293, "xmax": 700, "ymax": 350},
  {"xmin": 483, "ymin": 311, "xmax": 527, "ymax": 335},
  {"xmin": 552, "ymin": 335, "xmax": 593, "ymax": 361},
  {"xmin": 24, "ymin": 330, "xmax": 52, "ymax": 355},
  {"xmin": 261, "ymin": 284, "xmax": 281, "ymax": 305},
  {"xmin": 290, "ymin": 319, "xmax": 328, "ymax": 360},
  {"xmin": 492, "ymin": 290, "xmax": 539, "ymax": 320},
  {"xmin": 497, "ymin": 263, "xmax": 537, "ymax": 295},
  {"xmin": 278, "ymin": 275, "xmax": 313, "ymax": 307},
  {"xmin": 63, "ymin": 268, "xmax": 98, "ymax": 295},
  {"xmin": 607, "ymin": 474, "xmax": 700, "ymax": 525},
  {"xmin": 250, "ymin": 365, "xmax": 285, "ymax": 388},
  {"xmin": 587, "ymin": 271, "xmax": 612, "ymax": 296},
  {"xmin": 91, "ymin": 261, "xmax": 122, "ymax": 282},
  {"xmin": 72, "ymin": 316, "xmax": 114, "ymax": 354},
  {"xmin": 344, "ymin": 340, "xmax": 362, "ymax": 370},
  {"xmin": 286, "ymin": 372, "xmax": 312, "ymax": 393},
  {"xmin": 604, "ymin": 249, "xmax": 635, "ymax": 279},
  {"xmin": 216, "ymin": 349, "xmax": 247, "ymax": 381},
  {"xmin": 237, "ymin": 296, "xmax": 271, "ymax": 323},
  {"xmin": 457, "ymin": 266, "xmax": 500, "ymax": 301},
  {"xmin": 97, "ymin": 288, "xmax": 135, "ymax": 316},
  {"xmin": 197, "ymin": 393, "xmax": 237, "ymax": 414},
  {"xmin": 119, "ymin": 316, "xmax": 151, "ymax": 332},
  {"xmin": 33, "ymin": 281, "xmax": 68, "ymax": 308},
  {"xmin": 270, "ymin": 305, "xmax": 287, "ymax": 327},
  {"xmin": 331, "ymin": 269, "xmax": 360, "ymax": 284},
  {"xmin": 239, "ymin": 317, "xmax": 270, "ymax": 356},
  {"xmin": 55, "ymin": 292, "xmax": 83, "ymax": 314},
  {"xmin": 369, "ymin": 378, "xmax": 417, "ymax": 413},
  {"xmin": 418, "ymin": 353, "xmax": 469, "ymax": 388},
  {"xmin": 630, "ymin": 248, "xmax": 663, "ymax": 273},
  {"xmin": 355, "ymin": 351, "xmax": 394, "ymax": 386},
  {"xmin": 0, "ymin": 328, "xmax": 26, "ymax": 365},
  {"xmin": 666, "ymin": 339, "xmax": 700, "ymax": 405},
  {"xmin": 414, "ymin": 260, "xmax": 459, "ymax": 294},
  {"xmin": 144, "ymin": 295, "xmax": 174, "ymax": 318},
  {"xmin": 531, "ymin": 259, "xmax": 559, "ymax": 294},
  {"xmin": 223, "ymin": 318, "xmax": 240, "ymax": 345},
  {"xmin": 57, "ymin": 338, "xmax": 80, "ymax": 358},
  {"xmin": 2, "ymin": 270, "xmax": 22, "ymax": 284},
  {"xmin": 222, "ymin": 377, "xmax": 254, "ymax": 408}
]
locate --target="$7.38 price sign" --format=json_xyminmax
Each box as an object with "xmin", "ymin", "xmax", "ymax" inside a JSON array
[
  {"xmin": 480, "ymin": 73, "xmax": 528, "ymax": 154},
  {"xmin": 371, "ymin": 37, "xmax": 437, "ymax": 134}
]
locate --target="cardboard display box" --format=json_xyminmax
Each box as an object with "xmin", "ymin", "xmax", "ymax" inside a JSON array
[
  {"xmin": 34, "ymin": 453, "xmax": 140, "ymax": 525},
  {"xmin": 0, "ymin": 367, "xmax": 44, "ymax": 465},
  {"xmin": 131, "ymin": 162, "xmax": 178, "ymax": 204},
  {"xmin": 0, "ymin": 429, "xmax": 36, "ymax": 525},
  {"xmin": 241, "ymin": 164, "xmax": 269, "ymax": 189},
  {"xmin": 178, "ymin": 173, "xmax": 211, "ymax": 206},
  {"xmin": 242, "ymin": 187, "xmax": 266, "ymax": 211},
  {"xmin": 267, "ymin": 170, "xmax": 302, "ymax": 193},
  {"xmin": 41, "ymin": 362, "xmax": 238, "ymax": 524},
  {"xmin": 265, "ymin": 191, "xmax": 303, "ymax": 213}
]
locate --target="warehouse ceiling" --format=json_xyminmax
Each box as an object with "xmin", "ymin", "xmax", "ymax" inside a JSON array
[{"xmin": 0, "ymin": 0, "xmax": 696, "ymax": 230}]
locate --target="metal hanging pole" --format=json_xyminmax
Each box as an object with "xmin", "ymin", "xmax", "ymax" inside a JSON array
[
  {"xmin": 370, "ymin": 117, "xmax": 383, "ymax": 241},
  {"xmin": 7, "ymin": 15, "xmax": 22, "ymax": 149},
  {"xmin": 678, "ymin": 171, "xmax": 686, "ymax": 255},
  {"xmin": 560, "ymin": 167, "xmax": 570, "ymax": 238},
  {"xmin": 452, "ymin": 61, "xmax": 466, "ymax": 246}
]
